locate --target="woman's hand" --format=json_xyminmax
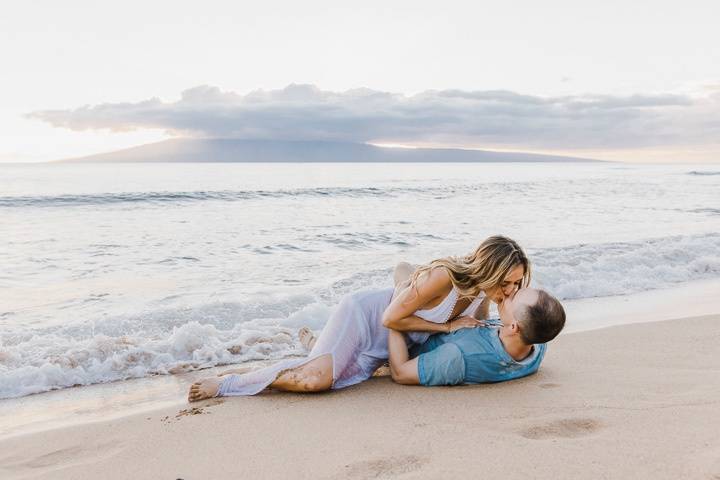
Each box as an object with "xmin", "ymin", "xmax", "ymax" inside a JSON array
[{"xmin": 447, "ymin": 315, "xmax": 484, "ymax": 332}]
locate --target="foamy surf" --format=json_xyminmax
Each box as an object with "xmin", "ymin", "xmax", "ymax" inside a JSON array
[
  {"xmin": 0, "ymin": 319, "xmax": 303, "ymax": 399},
  {"xmin": 2, "ymin": 233, "xmax": 719, "ymax": 399},
  {"xmin": 2, "ymin": 162, "xmax": 719, "ymax": 399}
]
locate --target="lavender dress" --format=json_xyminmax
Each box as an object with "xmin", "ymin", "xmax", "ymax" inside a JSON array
[{"xmin": 216, "ymin": 287, "xmax": 484, "ymax": 396}]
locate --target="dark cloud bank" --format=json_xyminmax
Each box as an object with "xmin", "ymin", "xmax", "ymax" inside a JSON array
[{"xmin": 29, "ymin": 84, "xmax": 720, "ymax": 151}]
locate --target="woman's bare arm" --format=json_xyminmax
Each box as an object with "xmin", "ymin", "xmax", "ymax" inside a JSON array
[{"xmin": 382, "ymin": 267, "xmax": 482, "ymax": 333}]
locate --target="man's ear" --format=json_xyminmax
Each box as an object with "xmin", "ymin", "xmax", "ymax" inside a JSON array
[{"xmin": 509, "ymin": 322, "xmax": 520, "ymax": 335}]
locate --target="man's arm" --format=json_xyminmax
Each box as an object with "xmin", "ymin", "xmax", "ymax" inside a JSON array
[
  {"xmin": 390, "ymin": 329, "xmax": 467, "ymax": 387},
  {"xmin": 387, "ymin": 329, "xmax": 420, "ymax": 385}
]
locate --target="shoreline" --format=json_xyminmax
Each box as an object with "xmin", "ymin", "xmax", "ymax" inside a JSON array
[
  {"xmin": 2, "ymin": 278, "xmax": 720, "ymax": 440},
  {"xmin": 1, "ymin": 313, "xmax": 719, "ymax": 479}
]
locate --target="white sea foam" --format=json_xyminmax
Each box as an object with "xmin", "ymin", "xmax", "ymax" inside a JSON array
[
  {"xmin": 2, "ymin": 233, "xmax": 719, "ymax": 399},
  {"xmin": 532, "ymin": 233, "xmax": 720, "ymax": 299},
  {"xmin": 0, "ymin": 321, "xmax": 302, "ymax": 399},
  {"xmin": 2, "ymin": 162, "xmax": 719, "ymax": 399}
]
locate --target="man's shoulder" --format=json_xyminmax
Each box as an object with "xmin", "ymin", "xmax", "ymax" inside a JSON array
[
  {"xmin": 448, "ymin": 326, "xmax": 497, "ymax": 342},
  {"xmin": 433, "ymin": 327, "xmax": 498, "ymax": 359}
]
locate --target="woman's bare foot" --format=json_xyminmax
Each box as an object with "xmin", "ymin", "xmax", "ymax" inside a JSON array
[
  {"xmin": 298, "ymin": 326, "xmax": 317, "ymax": 351},
  {"xmin": 188, "ymin": 376, "xmax": 223, "ymax": 402}
]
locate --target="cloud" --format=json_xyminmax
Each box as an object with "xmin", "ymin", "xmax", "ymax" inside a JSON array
[{"xmin": 27, "ymin": 84, "xmax": 720, "ymax": 151}]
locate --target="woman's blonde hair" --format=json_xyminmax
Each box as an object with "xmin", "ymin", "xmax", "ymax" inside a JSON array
[{"xmin": 409, "ymin": 235, "xmax": 531, "ymax": 302}]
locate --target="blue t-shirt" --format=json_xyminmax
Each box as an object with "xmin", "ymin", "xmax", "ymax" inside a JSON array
[{"xmin": 413, "ymin": 326, "xmax": 547, "ymax": 386}]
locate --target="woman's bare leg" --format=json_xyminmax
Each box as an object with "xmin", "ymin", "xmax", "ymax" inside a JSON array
[
  {"xmin": 269, "ymin": 354, "xmax": 333, "ymax": 392},
  {"xmin": 393, "ymin": 261, "xmax": 415, "ymax": 286},
  {"xmin": 188, "ymin": 354, "xmax": 333, "ymax": 402},
  {"xmin": 189, "ymin": 281, "xmax": 384, "ymax": 402},
  {"xmin": 392, "ymin": 262, "xmax": 415, "ymax": 300}
]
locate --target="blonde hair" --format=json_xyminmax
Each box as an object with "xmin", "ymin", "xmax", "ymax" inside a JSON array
[{"xmin": 409, "ymin": 235, "xmax": 531, "ymax": 303}]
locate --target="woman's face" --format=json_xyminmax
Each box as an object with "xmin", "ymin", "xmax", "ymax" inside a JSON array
[{"xmin": 487, "ymin": 264, "xmax": 525, "ymax": 303}]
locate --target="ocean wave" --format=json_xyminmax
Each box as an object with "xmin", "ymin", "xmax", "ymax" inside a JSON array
[
  {"xmin": 0, "ymin": 295, "xmax": 343, "ymax": 399},
  {"xmin": 2, "ymin": 232, "xmax": 720, "ymax": 399},
  {"xmin": 237, "ymin": 233, "xmax": 444, "ymax": 254},
  {"xmin": 532, "ymin": 233, "xmax": 720, "ymax": 299},
  {"xmin": 688, "ymin": 208, "xmax": 720, "ymax": 216},
  {"xmin": 687, "ymin": 171, "xmax": 720, "ymax": 176},
  {"xmin": 0, "ymin": 184, "xmax": 494, "ymax": 207},
  {"xmin": 0, "ymin": 321, "xmax": 304, "ymax": 399}
]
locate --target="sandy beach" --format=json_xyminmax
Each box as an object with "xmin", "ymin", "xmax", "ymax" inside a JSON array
[{"xmin": 1, "ymin": 314, "xmax": 719, "ymax": 480}]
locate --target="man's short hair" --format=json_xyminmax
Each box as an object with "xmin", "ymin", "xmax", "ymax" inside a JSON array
[{"xmin": 517, "ymin": 290, "xmax": 565, "ymax": 344}]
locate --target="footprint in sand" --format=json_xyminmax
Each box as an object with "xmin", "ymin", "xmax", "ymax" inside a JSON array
[
  {"xmin": 538, "ymin": 383, "xmax": 561, "ymax": 389},
  {"xmin": 688, "ymin": 447, "xmax": 720, "ymax": 479},
  {"xmin": 341, "ymin": 454, "xmax": 425, "ymax": 479},
  {"xmin": 520, "ymin": 418, "xmax": 601, "ymax": 440},
  {"xmin": 0, "ymin": 441, "xmax": 123, "ymax": 474},
  {"xmin": 22, "ymin": 446, "xmax": 85, "ymax": 469}
]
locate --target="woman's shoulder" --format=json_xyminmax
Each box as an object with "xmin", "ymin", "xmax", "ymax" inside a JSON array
[{"xmin": 418, "ymin": 266, "xmax": 452, "ymax": 290}]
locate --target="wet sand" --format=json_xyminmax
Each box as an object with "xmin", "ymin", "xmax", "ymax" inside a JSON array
[{"xmin": 1, "ymin": 314, "xmax": 720, "ymax": 480}]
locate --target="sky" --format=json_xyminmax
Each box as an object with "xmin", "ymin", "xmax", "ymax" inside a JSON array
[{"xmin": 2, "ymin": 0, "xmax": 719, "ymax": 163}]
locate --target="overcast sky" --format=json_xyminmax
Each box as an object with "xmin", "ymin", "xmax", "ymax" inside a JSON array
[{"xmin": 2, "ymin": 0, "xmax": 719, "ymax": 162}]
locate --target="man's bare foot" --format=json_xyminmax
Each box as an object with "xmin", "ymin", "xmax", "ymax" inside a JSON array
[
  {"xmin": 298, "ymin": 326, "xmax": 317, "ymax": 351},
  {"xmin": 188, "ymin": 376, "xmax": 223, "ymax": 402}
]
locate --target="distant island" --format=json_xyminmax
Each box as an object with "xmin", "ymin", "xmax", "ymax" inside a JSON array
[{"xmin": 58, "ymin": 138, "xmax": 602, "ymax": 163}]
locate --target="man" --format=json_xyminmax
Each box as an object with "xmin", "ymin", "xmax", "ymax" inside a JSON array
[
  {"xmin": 387, "ymin": 283, "xmax": 565, "ymax": 387},
  {"xmin": 301, "ymin": 263, "xmax": 565, "ymax": 386}
]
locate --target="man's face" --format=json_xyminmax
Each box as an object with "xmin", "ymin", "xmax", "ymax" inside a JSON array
[{"xmin": 498, "ymin": 287, "xmax": 539, "ymax": 327}]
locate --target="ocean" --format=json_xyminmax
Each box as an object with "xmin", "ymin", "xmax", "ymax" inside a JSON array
[{"xmin": 1, "ymin": 162, "xmax": 719, "ymax": 400}]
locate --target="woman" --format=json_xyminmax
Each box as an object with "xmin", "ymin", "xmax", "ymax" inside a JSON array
[{"xmin": 188, "ymin": 235, "xmax": 530, "ymax": 401}]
